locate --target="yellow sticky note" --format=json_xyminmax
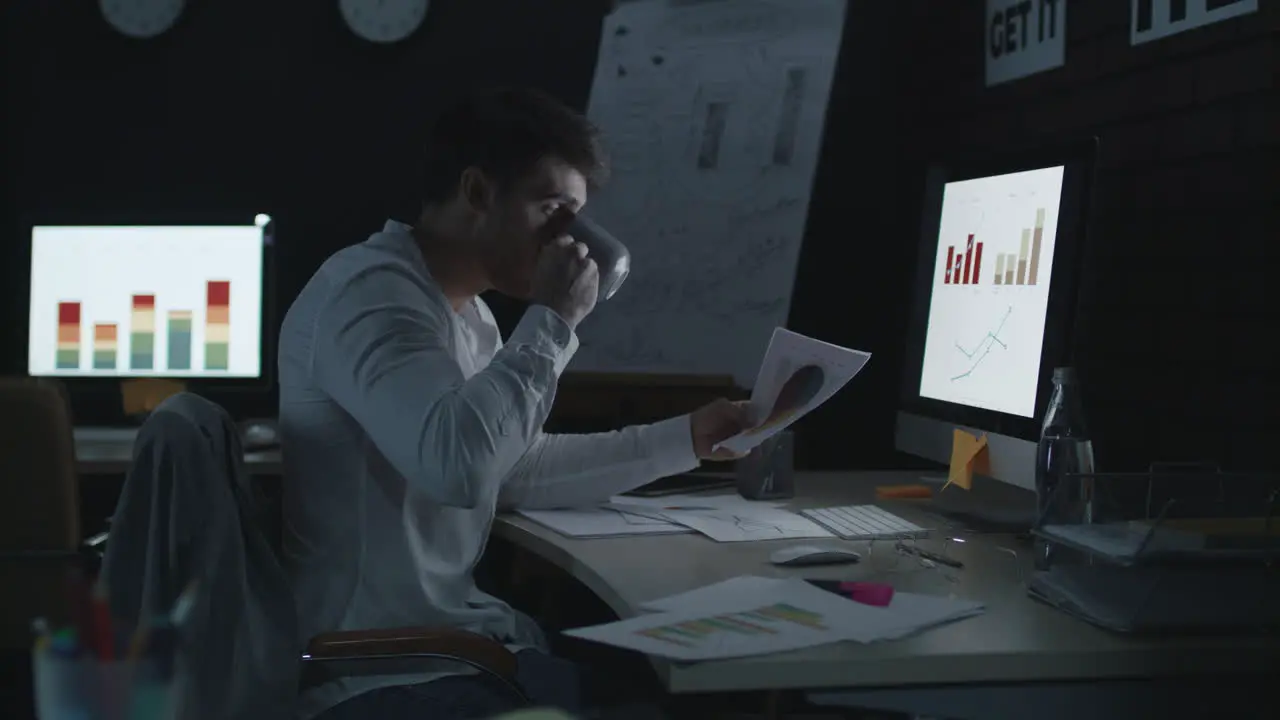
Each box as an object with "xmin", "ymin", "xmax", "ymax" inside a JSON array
[{"xmin": 945, "ymin": 428, "xmax": 990, "ymax": 491}]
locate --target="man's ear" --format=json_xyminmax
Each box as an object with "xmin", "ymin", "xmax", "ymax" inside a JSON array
[{"xmin": 459, "ymin": 167, "xmax": 493, "ymax": 214}]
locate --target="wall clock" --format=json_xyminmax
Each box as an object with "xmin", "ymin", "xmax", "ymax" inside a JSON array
[
  {"xmin": 339, "ymin": 0, "xmax": 429, "ymax": 44},
  {"xmin": 99, "ymin": 0, "xmax": 186, "ymax": 39}
]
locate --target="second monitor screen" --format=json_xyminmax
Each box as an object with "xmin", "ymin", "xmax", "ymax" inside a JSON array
[
  {"xmin": 28, "ymin": 225, "xmax": 265, "ymax": 379},
  {"xmin": 918, "ymin": 165, "xmax": 1065, "ymax": 418}
]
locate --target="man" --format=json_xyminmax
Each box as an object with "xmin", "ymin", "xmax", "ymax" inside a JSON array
[{"xmin": 278, "ymin": 87, "xmax": 750, "ymax": 719}]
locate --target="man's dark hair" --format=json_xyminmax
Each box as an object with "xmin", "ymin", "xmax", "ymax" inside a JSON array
[{"xmin": 421, "ymin": 87, "xmax": 609, "ymax": 205}]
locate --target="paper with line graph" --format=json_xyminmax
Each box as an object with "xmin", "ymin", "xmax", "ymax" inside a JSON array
[
  {"xmin": 605, "ymin": 500, "xmax": 832, "ymax": 542},
  {"xmin": 515, "ymin": 507, "xmax": 691, "ymax": 539},
  {"xmin": 564, "ymin": 579, "xmax": 861, "ymax": 660}
]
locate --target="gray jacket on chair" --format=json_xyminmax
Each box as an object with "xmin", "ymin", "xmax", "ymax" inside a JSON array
[{"xmin": 101, "ymin": 393, "xmax": 298, "ymax": 720}]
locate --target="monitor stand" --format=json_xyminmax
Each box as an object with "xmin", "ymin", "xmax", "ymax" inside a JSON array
[
  {"xmin": 120, "ymin": 378, "xmax": 186, "ymax": 418},
  {"xmin": 917, "ymin": 472, "xmax": 1038, "ymax": 534}
]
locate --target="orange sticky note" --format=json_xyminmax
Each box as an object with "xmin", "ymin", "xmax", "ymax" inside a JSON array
[
  {"xmin": 876, "ymin": 484, "xmax": 934, "ymax": 500},
  {"xmin": 945, "ymin": 429, "xmax": 990, "ymax": 491},
  {"xmin": 120, "ymin": 378, "xmax": 186, "ymax": 416}
]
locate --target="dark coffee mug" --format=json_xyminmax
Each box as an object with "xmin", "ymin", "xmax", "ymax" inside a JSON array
[{"xmin": 568, "ymin": 214, "xmax": 630, "ymax": 301}]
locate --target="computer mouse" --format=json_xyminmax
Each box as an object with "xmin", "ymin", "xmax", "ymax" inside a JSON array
[
  {"xmin": 768, "ymin": 544, "xmax": 861, "ymax": 566},
  {"xmin": 242, "ymin": 421, "xmax": 279, "ymax": 448}
]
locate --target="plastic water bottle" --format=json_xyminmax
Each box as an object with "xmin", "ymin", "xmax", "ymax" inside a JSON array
[{"xmin": 1034, "ymin": 367, "xmax": 1096, "ymax": 569}]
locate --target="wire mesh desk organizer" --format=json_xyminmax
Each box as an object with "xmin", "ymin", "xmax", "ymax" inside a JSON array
[{"xmin": 1027, "ymin": 463, "xmax": 1280, "ymax": 634}]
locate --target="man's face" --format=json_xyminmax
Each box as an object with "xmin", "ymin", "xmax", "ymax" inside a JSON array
[{"xmin": 475, "ymin": 157, "xmax": 588, "ymax": 299}]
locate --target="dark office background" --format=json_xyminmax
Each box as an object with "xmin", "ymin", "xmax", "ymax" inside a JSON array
[{"xmin": 1, "ymin": 1, "xmax": 1275, "ymax": 472}]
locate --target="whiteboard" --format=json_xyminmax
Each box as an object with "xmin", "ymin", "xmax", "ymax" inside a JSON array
[{"xmin": 570, "ymin": 0, "xmax": 848, "ymax": 387}]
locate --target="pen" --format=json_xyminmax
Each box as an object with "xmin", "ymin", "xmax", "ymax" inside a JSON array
[
  {"xmin": 896, "ymin": 542, "xmax": 964, "ymax": 569},
  {"xmin": 126, "ymin": 618, "xmax": 151, "ymax": 666},
  {"xmin": 50, "ymin": 629, "xmax": 79, "ymax": 657},
  {"xmin": 31, "ymin": 618, "xmax": 51, "ymax": 654},
  {"xmin": 66, "ymin": 568, "xmax": 93, "ymax": 658},
  {"xmin": 136, "ymin": 580, "xmax": 199, "ymax": 680},
  {"xmin": 170, "ymin": 580, "xmax": 199, "ymax": 627},
  {"xmin": 90, "ymin": 579, "xmax": 115, "ymax": 660}
]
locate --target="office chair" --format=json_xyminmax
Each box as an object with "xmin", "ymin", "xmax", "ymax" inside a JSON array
[
  {"xmin": 0, "ymin": 378, "xmax": 86, "ymax": 650},
  {"xmin": 100, "ymin": 392, "xmax": 526, "ymax": 719}
]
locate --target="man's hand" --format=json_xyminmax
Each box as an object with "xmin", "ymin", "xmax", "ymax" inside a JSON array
[
  {"xmin": 531, "ymin": 235, "xmax": 599, "ymax": 329},
  {"xmin": 690, "ymin": 398, "xmax": 753, "ymax": 460}
]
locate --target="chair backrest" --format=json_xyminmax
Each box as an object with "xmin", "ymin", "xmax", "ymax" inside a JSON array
[
  {"xmin": 0, "ymin": 378, "xmax": 79, "ymax": 551},
  {"xmin": 0, "ymin": 378, "xmax": 81, "ymax": 649},
  {"xmin": 100, "ymin": 392, "xmax": 298, "ymax": 720}
]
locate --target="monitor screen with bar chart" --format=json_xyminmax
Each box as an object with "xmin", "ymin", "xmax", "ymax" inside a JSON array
[
  {"xmin": 917, "ymin": 165, "xmax": 1066, "ymax": 418},
  {"xmin": 28, "ymin": 222, "xmax": 267, "ymax": 378}
]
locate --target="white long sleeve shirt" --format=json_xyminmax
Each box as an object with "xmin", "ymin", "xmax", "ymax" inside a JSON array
[{"xmin": 278, "ymin": 220, "xmax": 699, "ymax": 717}]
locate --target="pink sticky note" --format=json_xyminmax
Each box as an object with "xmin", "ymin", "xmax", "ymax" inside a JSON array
[{"xmin": 838, "ymin": 582, "xmax": 895, "ymax": 607}]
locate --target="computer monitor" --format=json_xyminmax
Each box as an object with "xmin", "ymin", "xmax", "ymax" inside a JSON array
[
  {"xmin": 896, "ymin": 139, "xmax": 1097, "ymax": 491},
  {"xmin": 27, "ymin": 217, "xmax": 273, "ymax": 385}
]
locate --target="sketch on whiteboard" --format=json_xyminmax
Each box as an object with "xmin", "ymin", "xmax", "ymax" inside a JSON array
[{"xmin": 570, "ymin": 0, "xmax": 848, "ymax": 386}]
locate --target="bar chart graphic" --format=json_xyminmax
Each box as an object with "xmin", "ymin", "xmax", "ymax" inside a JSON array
[
  {"xmin": 992, "ymin": 208, "xmax": 1046, "ymax": 286},
  {"xmin": 93, "ymin": 324, "xmax": 118, "ymax": 370},
  {"xmin": 28, "ymin": 225, "xmax": 264, "ymax": 378},
  {"xmin": 205, "ymin": 281, "xmax": 231, "ymax": 371},
  {"xmin": 56, "ymin": 303, "xmax": 81, "ymax": 369},
  {"xmin": 634, "ymin": 603, "xmax": 829, "ymax": 648},
  {"xmin": 168, "ymin": 310, "xmax": 193, "ymax": 371},
  {"xmin": 920, "ymin": 165, "xmax": 1064, "ymax": 418},
  {"xmin": 943, "ymin": 234, "xmax": 984, "ymax": 285},
  {"xmin": 130, "ymin": 295, "xmax": 156, "ymax": 370},
  {"xmin": 45, "ymin": 287, "xmax": 232, "ymax": 374}
]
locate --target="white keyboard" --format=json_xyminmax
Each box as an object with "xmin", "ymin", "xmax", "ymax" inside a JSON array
[
  {"xmin": 74, "ymin": 427, "xmax": 139, "ymax": 444},
  {"xmin": 800, "ymin": 505, "xmax": 928, "ymax": 541}
]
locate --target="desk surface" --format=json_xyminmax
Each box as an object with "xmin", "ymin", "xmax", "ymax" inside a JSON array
[
  {"xmin": 493, "ymin": 471, "xmax": 1279, "ymax": 695},
  {"xmin": 74, "ymin": 434, "xmax": 281, "ymax": 475}
]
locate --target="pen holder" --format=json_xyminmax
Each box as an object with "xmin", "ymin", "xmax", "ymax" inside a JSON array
[
  {"xmin": 736, "ymin": 431, "xmax": 795, "ymax": 500},
  {"xmin": 33, "ymin": 648, "xmax": 179, "ymax": 720}
]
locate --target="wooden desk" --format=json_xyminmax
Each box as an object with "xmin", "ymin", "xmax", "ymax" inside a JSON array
[{"xmin": 492, "ymin": 471, "xmax": 1278, "ymax": 704}]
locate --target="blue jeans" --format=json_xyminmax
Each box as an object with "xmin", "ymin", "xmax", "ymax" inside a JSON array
[{"xmin": 316, "ymin": 650, "xmax": 584, "ymax": 719}]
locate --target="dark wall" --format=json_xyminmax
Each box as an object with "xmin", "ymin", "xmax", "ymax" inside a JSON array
[
  {"xmin": 0, "ymin": 0, "xmax": 610, "ymax": 417},
  {"xmin": 2, "ymin": 1, "xmax": 1273, "ymax": 471},
  {"xmin": 0, "ymin": 0, "xmax": 910, "ymax": 468},
  {"xmin": 905, "ymin": 1, "xmax": 1277, "ymax": 471}
]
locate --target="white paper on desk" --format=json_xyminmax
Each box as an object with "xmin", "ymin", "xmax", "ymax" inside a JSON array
[
  {"xmin": 642, "ymin": 576, "xmax": 987, "ymax": 642},
  {"xmin": 606, "ymin": 493, "xmax": 786, "ymax": 511},
  {"xmin": 516, "ymin": 508, "xmax": 691, "ymax": 539},
  {"xmin": 604, "ymin": 502, "xmax": 832, "ymax": 542},
  {"xmin": 715, "ymin": 328, "xmax": 871, "ymax": 455},
  {"xmin": 637, "ymin": 575, "xmax": 792, "ymax": 614},
  {"xmin": 564, "ymin": 578, "xmax": 860, "ymax": 661}
]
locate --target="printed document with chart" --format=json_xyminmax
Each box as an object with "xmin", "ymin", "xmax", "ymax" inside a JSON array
[
  {"xmin": 565, "ymin": 578, "xmax": 866, "ymax": 660},
  {"xmin": 566, "ymin": 576, "xmax": 985, "ymax": 660},
  {"xmin": 714, "ymin": 328, "xmax": 871, "ymax": 455}
]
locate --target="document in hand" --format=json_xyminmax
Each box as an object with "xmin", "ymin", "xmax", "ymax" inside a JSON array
[{"xmin": 715, "ymin": 329, "xmax": 871, "ymax": 455}]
